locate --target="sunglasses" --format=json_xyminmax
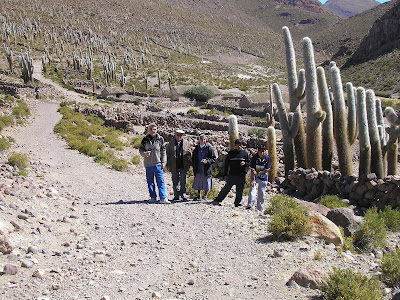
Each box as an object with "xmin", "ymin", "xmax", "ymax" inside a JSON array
[
  {"xmin": 150, "ymin": 128, "xmax": 157, "ymax": 131},
  {"xmin": 176, "ymin": 133, "xmax": 183, "ymax": 137}
]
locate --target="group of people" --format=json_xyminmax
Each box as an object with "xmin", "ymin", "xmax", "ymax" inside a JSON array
[{"xmin": 139, "ymin": 123, "xmax": 270, "ymax": 213}]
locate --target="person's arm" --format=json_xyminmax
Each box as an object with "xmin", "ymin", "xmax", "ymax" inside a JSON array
[
  {"xmin": 206, "ymin": 146, "xmax": 217, "ymax": 164},
  {"xmin": 249, "ymin": 156, "xmax": 257, "ymax": 185},
  {"xmin": 139, "ymin": 136, "xmax": 147, "ymax": 157},
  {"xmin": 224, "ymin": 151, "xmax": 231, "ymax": 176},
  {"xmin": 244, "ymin": 151, "xmax": 250, "ymax": 168},
  {"xmin": 160, "ymin": 138, "xmax": 167, "ymax": 167}
]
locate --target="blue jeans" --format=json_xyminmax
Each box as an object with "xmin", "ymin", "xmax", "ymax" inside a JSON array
[{"xmin": 145, "ymin": 165, "xmax": 167, "ymax": 201}]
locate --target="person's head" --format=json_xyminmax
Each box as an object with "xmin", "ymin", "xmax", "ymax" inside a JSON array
[
  {"xmin": 199, "ymin": 134, "xmax": 207, "ymax": 146},
  {"xmin": 257, "ymin": 145, "xmax": 266, "ymax": 157},
  {"xmin": 148, "ymin": 123, "xmax": 157, "ymax": 136},
  {"xmin": 175, "ymin": 129, "xmax": 185, "ymax": 141},
  {"xmin": 234, "ymin": 139, "xmax": 243, "ymax": 150}
]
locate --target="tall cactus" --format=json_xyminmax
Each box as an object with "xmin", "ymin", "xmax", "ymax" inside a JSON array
[
  {"xmin": 266, "ymin": 84, "xmax": 275, "ymax": 127},
  {"xmin": 18, "ymin": 52, "xmax": 34, "ymax": 83},
  {"xmin": 3, "ymin": 44, "xmax": 13, "ymax": 73},
  {"xmin": 366, "ymin": 90, "xmax": 383, "ymax": 179},
  {"xmin": 330, "ymin": 66, "xmax": 353, "ymax": 176},
  {"xmin": 267, "ymin": 126, "xmax": 277, "ymax": 183},
  {"xmin": 346, "ymin": 82, "xmax": 358, "ymax": 145},
  {"xmin": 317, "ymin": 67, "xmax": 333, "ymax": 171},
  {"xmin": 273, "ymin": 83, "xmax": 299, "ymax": 175},
  {"xmin": 376, "ymin": 98, "xmax": 387, "ymax": 177},
  {"xmin": 356, "ymin": 87, "xmax": 371, "ymax": 177},
  {"xmin": 282, "ymin": 26, "xmax": 306, "ymax": 168},
  {"xmin": 228, "ymin": 115, "xmax": 239, "ymax": 150},
  {"xmin": 303, "ymin": 37, "xmax": 325, "ymax": 170},
  {"xmin": 384, "ymin": 107, "xmax": 400, "ymax": 175}
]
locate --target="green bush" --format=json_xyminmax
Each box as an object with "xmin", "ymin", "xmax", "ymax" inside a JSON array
[
  {"xmin": 104, "ymin": 132, "xmax": 124, "ymax": 150},
  {"xmin": 183, "ymin": 86, "xmax": 214, "ymax": 102},
  {"xmin": 12, "ymin": 100, "xmax": 30, "ymax": 119},
  {"xmin": 186, "ymin": 175, "xmax": 217, "ymax": 199},
  {"xmin": 131, "ymin": 136, "xmax": 143, "ymax": 149},
  {"xmin": 353, "ymin": 207, "xmax": 387, "ymax": 251},
  {"xmin": 0, "ymin": 115, "xmax": 14, "ymax": 131},
  {"xmin": 18, "ymin": 169, "xmax": 28, "ymax": 177},
  {"xmin": 378, "ymin": 206, "xmax": 400, "ymax": 232},
  {"xmin": 380, "ymin": 248, "xmax": 400, "ymax": 287},
  {"xmin": 319, "ymin": 268, "xmax": 382, "ymax": 300},
  {"xmin": 268, "ymin": 205, "xmax": 312, "ymax": 240},
  {"xmin": 112, "ymin": 158, "xmax": 129, "ymax": 171},
  {"xmin": 338, "ymin": 227, "xmax": 355, "ymax": 253},
  {"xmin": 200, "ymin": 104, "xmax": 208, "ymax": 109},
  {"xmin": 265, "ymin": 194, "xmax": 299, "ymax": 215},
  {"xmin": 7, "ymin": 152, "xmax": 29, "ymax": 169},
  {"xmin": 248, "ymin": 128, "xmax": 266, "ymax": 138},
  {"xmin": 131, "ymin": 154, "xmax": 141, "ymax": 165},
  {"xmin": 78, "ymin": 140, "xmax": 105, "ymax": 157},
  {"xmin": 320, "ymin": 195, "xmax": 349, "ymax": 209},
  {"xmin": 85, "ymin": 114, "xmax": 105, "ymax": 125},
  {"xmin": 94, "ymin": 150, "xmax": 115, "ymax": 165},
  {"xmin": 187, "ymin": 108, "xmax": 199, "ymax": 114},
  {"xmin": 0, "ymin": 138, "xmax": 11, "ymax": 150}
]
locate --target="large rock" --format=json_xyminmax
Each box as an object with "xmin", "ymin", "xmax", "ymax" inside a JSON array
[
  {"xmin": 0, "ymin": 229, "xmax": 13, "ymax": 254},
  {"xmin": 306, "ymin": 211, "xmax": 343, "ymax": 246},
  {"xmin": 326, "ymin": 207, "xmax": 361, "ymax": 236},
  {"xmin": 287, "ymin": 267, "xmax": 327, "ymax": 289}
]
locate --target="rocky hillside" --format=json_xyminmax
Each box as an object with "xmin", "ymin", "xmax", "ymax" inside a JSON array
[{"xmin": 323, "ymin": 0, "xmax": 380, "ymax": 18}]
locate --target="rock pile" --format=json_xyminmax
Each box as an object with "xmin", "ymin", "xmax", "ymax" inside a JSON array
[{"xmin": 281, "ymin": 168, "xmax": 400, "ymax": 209}]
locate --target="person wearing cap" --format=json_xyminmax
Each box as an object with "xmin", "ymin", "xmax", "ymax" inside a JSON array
[
  {"xmin": 246, "ymin": 145, "xmax": 270, "ymax": 213},
  {"xmin": 166, "ymin": 129, "xmax": 192, "ymax": 201},
  {"xmin": 192, "ymin": 134, "xmax": 216, "ymax": 201},
  {"xmin": 212, "ymin": 139, "xmax": 250, "ymax": 207},
  {"xmin": 139, "ymin": 123, "xmax": 169, "ymax": 204}
]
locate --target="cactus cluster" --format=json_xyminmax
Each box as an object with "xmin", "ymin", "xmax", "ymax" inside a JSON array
[{"xmin": 18, "ymin": 52, "xmax": 34, "ymax": 83}]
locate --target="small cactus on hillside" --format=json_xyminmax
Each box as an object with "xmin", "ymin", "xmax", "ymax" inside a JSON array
[
  {"xmin": 3, "ymin": 44, "xmax": 14, "ymax": 73},
  {"xmin": 18, "ymin": 52, "xmax": 34, "ymax": 83}
]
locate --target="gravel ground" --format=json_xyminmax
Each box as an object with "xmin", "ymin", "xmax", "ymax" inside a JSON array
[{"xmin": 1, "ymin": 62, "xmax": 398, "ymax": 300}]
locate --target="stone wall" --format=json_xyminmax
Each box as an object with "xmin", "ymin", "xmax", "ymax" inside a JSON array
[{"xmin": 280, "ymin": 168, "xmax": 400, "ymax": 209}]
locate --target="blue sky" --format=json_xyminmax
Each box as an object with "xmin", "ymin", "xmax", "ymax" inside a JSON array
[{"xmin": 319, "ymin": 0, "xmax": 390, "ymax": 3}]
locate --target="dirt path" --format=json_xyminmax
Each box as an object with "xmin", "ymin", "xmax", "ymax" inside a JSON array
[{"xmin": 2, "ymin": 63, "xmax": 320, "ymax": 300}]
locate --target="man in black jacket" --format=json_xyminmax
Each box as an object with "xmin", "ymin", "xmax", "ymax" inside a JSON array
[{"xmin": 212, "ymin": 139, "xmax": 250, "ymax": 207}]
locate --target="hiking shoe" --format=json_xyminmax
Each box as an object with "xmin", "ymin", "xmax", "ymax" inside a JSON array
[
  {"xmin": 182, "ymin": 197, "xmax": 188, "ymax": 201},
  {"xmin": 172, "ymin": 197, "xmax": 179, "ymax": 201},
  {"xmin": 235, "ymin": 203, "xmax": 242, "ymax": 207},
  {"xmin": 193, "ymin": 196, "xmax": 200, "ymax": 201},
  {"xmin": 149, "ymin": 198, "xmax": 157, "ymax": 203},
  {"xmin": 246, "ymin": 205, "xmax": 252, "ymax": 210},
  {"xmin": 211, "ymin": 200, "xmax": 221, "ymax": 206},
  {"xmin": 159, "ymin": 199, "xmax": 171, "ymax": 204}
]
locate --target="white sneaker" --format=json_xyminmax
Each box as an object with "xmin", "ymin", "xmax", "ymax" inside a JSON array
[{"xmin": 159, "ymin": 199, "xmax": 171, "ymax": 204}]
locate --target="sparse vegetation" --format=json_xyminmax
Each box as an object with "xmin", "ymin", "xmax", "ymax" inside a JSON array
[
  {"xmin": 7, "ymin": 152, "xmax": 29, "ymax": 169},
  {"xmin": 379, "ymin": 248, "xmax": 400, "ymax": 288},
  {"xmin": 319, "ymin": 195, "xmax": 349, "ymax": 209},
  {"xmin": 131, "ymin": 154, "xmax": 141, "ymax": 165},
  {"xmin": 0, "ymin": 137, "xmax": 11, "ymax": 151},
  {"xmin": 112, "ymin": 158, "xmax": 129, "ymax": 171},
  {"xmin": 131, "ymin": 136, "xmax": 144, "ymax": 149},
  {"xmin": 183, "ymin": 86, "xmax": 214, "ymax": 102},
  {"xmin": 187, "ymin": 109, "xmax": 199, "ymax": 114},
  {"xmin": 248, "ymin": 128, "xmax": 266, "ymax": 138},
  {"xmin": 319, "ymin": 268, "xmax": 382, "ymax": 300}
]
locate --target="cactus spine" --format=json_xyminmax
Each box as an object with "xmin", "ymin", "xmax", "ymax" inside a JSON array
[
  {"xmin": 273, "ymin": 83, "xmax": 299, "ymax": 175},
  {"xmin": 356, "ymin": 87, "xmax": 371, "ymax": 177},
  {"xmin": 283, "ymin": 26, "xmax": 306, "ymax": 168},
  {"xmin": 317, "ymin": 67, "xmax": 333, "ymax": 171},
  {"xmin": 228, "ymin": 115, "xmax": 239, "ymax": 150},
  {"xmin": 330, "ymin": 66, "xmax": 353, "ymax": 176},
  {"xmin": 267, "ymin": 126, "xmax": 277, "ymax": 183},
  {"xmin": 303, "ymin": 37, "xmax": 325, "ymax": 170},
  {"xmin": 366, "ymin": 90, "xmax": 383, "ymax": 179},
  {"xmin": 346, "ymin": 83, "xmax": 358, "ymax": 145}
]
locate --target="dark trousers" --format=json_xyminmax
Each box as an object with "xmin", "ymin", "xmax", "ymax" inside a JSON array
[
  {"xmin": 214, "ymin": 175, "xmax": 245, "ymax": 206},
  {"xmin": 171, "ymin": 168, "xmax": 187, "ymax": 199}
]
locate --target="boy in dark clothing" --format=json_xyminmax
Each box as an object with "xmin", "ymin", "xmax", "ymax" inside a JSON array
[
  {"xmin": 246, "ymin": 145, "xmax": 270, "ymax": 213},
  {"xmin": 212, "ymin": 139, "xmax": 250, "ymax": 207}
]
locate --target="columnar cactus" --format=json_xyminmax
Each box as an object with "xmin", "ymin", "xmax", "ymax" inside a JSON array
[
  {"xmin": 356, "ymin": 87, "xmax": 371, "ymax": 177},
  {"xmin": 317, "ymin": 67, "xmax": 333, "ymax": 171},
  {"xmin": 18, "ymin": 52, "xmax": 34, "ymax": 83},
  {"xmin": 3, "ymin": 44, "xmax": 13, "ymax": 73},
  {"xmin": 330, "ymin": 66, "xmax": 353, "ymax": 176},
  {"xmin": 375, "ymin": 98, "xmax": 387, "ymax": 177},
  {"xmin": 346, "ymin": 82, "xmax": 358, "ymax": 145},
  {"xmin": 384, "ymin": 107, "xmax": 400, "ymax": 175},
  {"xmin": 366, "ymin": 90, "xmax": 383, "ymax": 179},
  {"xmin": 266, "ymin": 126, "xmax": 277, "ymax": 183},
  {"xmin": 228, "ymin": 115, "xmax": 239, "ymax": 150},
  {"xmin": 119, "ymin": 66, "xmax": 126, "ymax": 88},
  {"xmin": 266, "ymin": 84, "xmax": 275, "ymax": 127},
  {"xmin": 92, "ymin": 78, "xmax": 96, "ymax": 93},
  {"xmin": 282, "ymin": 26, "xmax": 306, "ymax": 168},
  {"xmin": 385, "ymin": 106, "xmax": 400, "ymax": 125},
  {"xmin": 303, "ymin": 37, "xmax": 325, "ymax": 170},
  {"xmin": 273, "ymin": 83, "xmax": 299, "ymax": 175},
  {"xmin": 132, "ymin": 84, "xmax": 136, "ymax": 96}
]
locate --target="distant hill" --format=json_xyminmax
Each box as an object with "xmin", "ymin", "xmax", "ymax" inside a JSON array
[{"xmin": 323, "ymin": 0, "xmax": 380, "ymax": 18}]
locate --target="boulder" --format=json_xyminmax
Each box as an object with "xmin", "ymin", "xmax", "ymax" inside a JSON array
[
  {"xmin": 287, "ymin": 267, "xmax": 327, "ymax": 289},
  {"xmin": 306, "ymin": 211, "xmax": 343, "ymax": 246},
  {"xmin": 326, "ymin": 207, "xmax": 361, "ymax": 236},
  {"xmin": 0, "ymin": 229, "xmax": 13, "ymax": 254}
]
